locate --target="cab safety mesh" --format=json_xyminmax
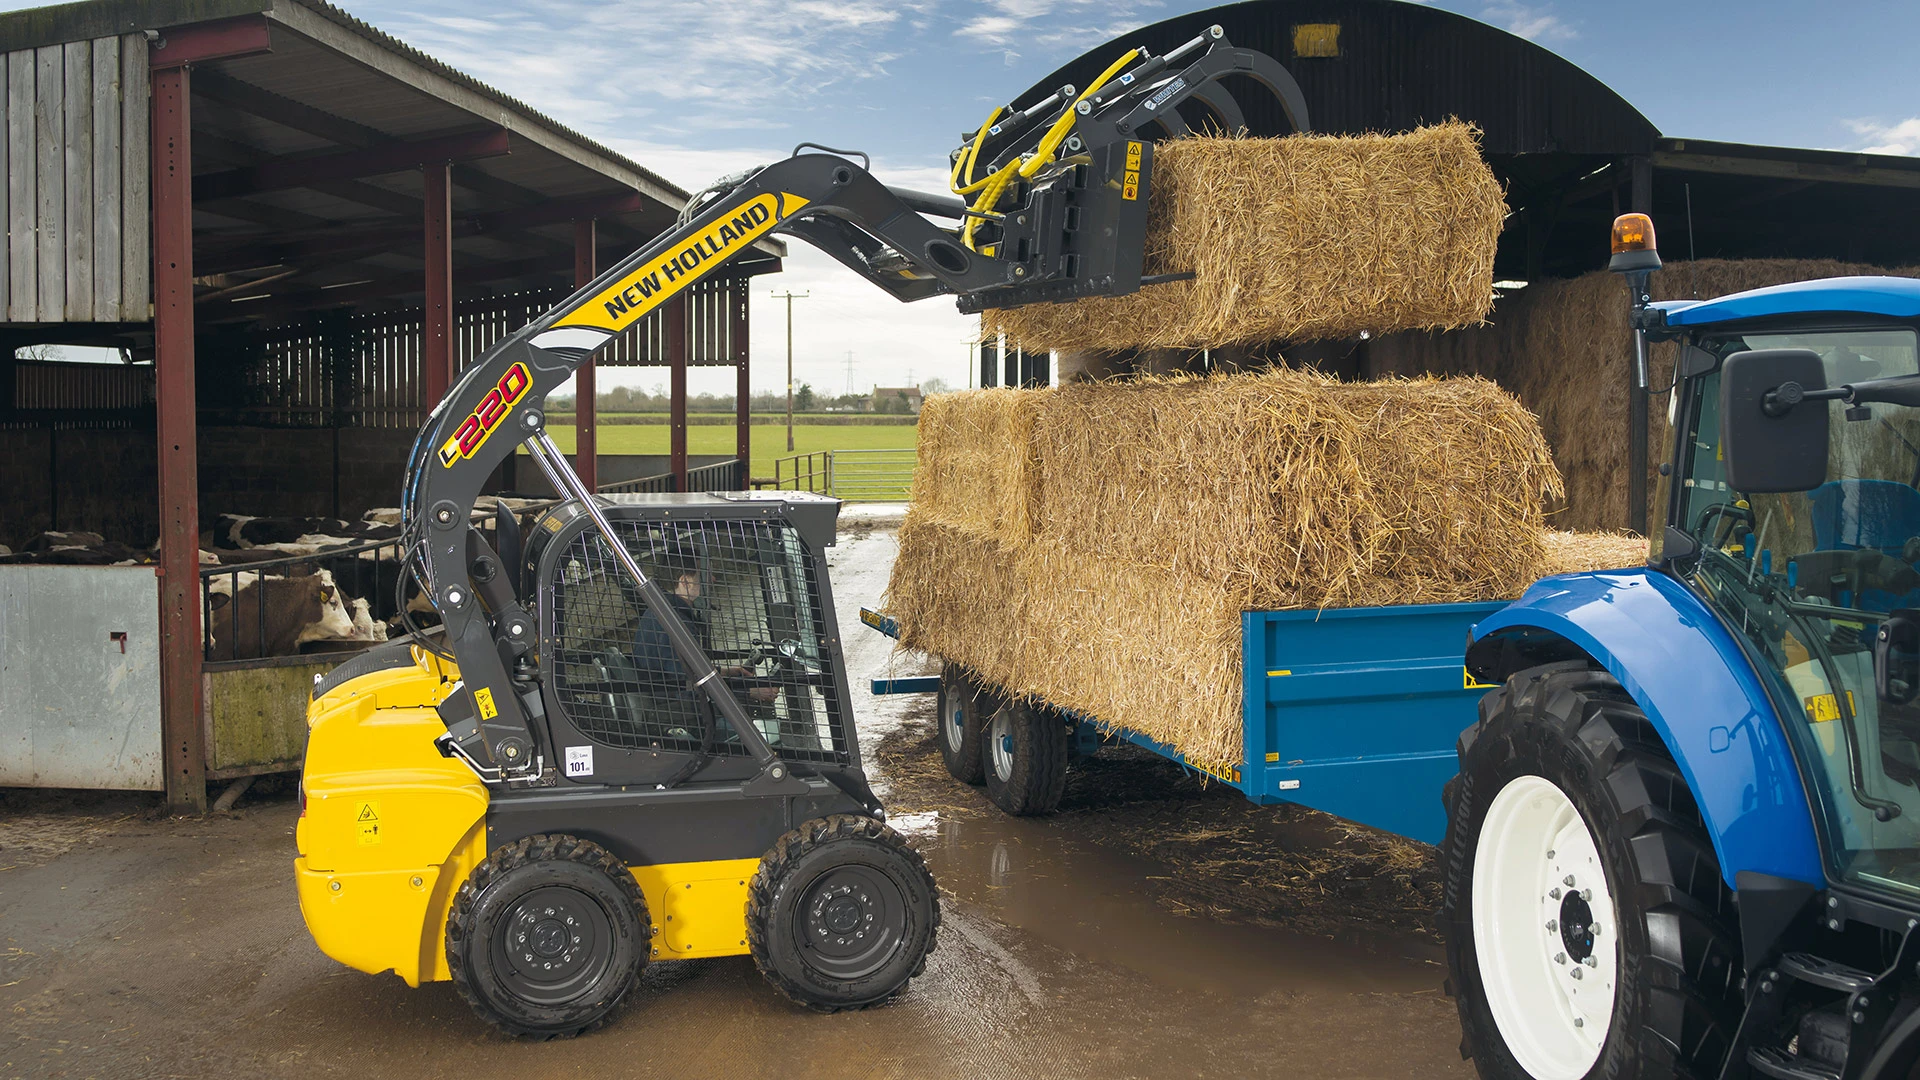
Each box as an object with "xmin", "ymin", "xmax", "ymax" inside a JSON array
[{"xmin": 548, "ymin": 517, "xmax": 847, "ymax": 764}]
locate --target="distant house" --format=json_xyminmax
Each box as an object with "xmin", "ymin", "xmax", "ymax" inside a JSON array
[{"xmin": 870, "ymin": 387, "xmax": 924, "ymax": 414}]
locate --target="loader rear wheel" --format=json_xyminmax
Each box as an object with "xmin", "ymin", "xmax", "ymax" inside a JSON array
[
  {"xmin": 1441, "ymin": 662, "xmax": 1741, "ymax": 1080},
  {"xmin": 747, "ymin": 813, "xmax": 940, "ymax": 1012},
  {"xmin": 981, "ymin": 700, "xmax": 1069, "ymax": 816},
  {"xmin": 446, "ymin": 834, "xmax": 650, "ymax": 1039},
  {"xmin": 936, "ymin": 667, "xmax": 990, "ymax": 785}
]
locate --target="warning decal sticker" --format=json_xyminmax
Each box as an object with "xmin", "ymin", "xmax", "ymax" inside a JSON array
[{"xmin": 355, "ymin": 801, "xmax": 382, "ymax": 845}]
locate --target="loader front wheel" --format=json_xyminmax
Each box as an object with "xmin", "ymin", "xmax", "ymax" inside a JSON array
[
  {"xmin": 747, "ymin": 814, "xmax": 940, "ymax": 1012},
  {"xmin": 981, "ymin": 700, "xmax": 1069, "ymax": 816},
  {"xmin": 936, "ymin": 667, "xmax": 990, "ymax": 785},
  {"xmin": 1441, "ymin": 662, "xmax": 1741, "ymax": 1080},
  {"xmin": 446, "ymin": 834, "xmax": 650, "ymax": 1039}
]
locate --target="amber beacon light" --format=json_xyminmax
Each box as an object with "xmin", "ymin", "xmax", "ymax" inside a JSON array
[{"xmin": 1608, "ymin": 212, "xmax": 1662, "ymax": 274}]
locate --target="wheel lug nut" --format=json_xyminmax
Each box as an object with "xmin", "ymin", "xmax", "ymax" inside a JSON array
[
  {"xmin": 1571, "ymin": 968, "xmax": 1584, "ymax": 980},
  {"xmin": 1583, "ymin": 956, "xmax": 1598, "ymax": 968},
  {"xmin": 1582, "ymin": 889, "xmax": 1592, "ymax": 902},
  {"xmin": 1555, "ymin": 952, "xmax": 1567, "ymax": 965},
  {"xmin": 1574, "ymin": 1017, "xmax": 1584, "ymax": 1028},
  {"xmin": 1549, "ymin": 887, "xmax": 1562, "ymax": 900},
  {"xmin": 1546, "ymin": 920, "xmax": 1558, "ymax": 931},
  {"xmin": 1590, "ymin": 923, "xmax": 1602, "ymax": 936},
  {"xmin": 1564, "ymin": 875, "xmax": 1577, "ymax": 887},
  {"xmin": 1547, "ymin": 849, "xmax": 1556, "ymax": 859}
]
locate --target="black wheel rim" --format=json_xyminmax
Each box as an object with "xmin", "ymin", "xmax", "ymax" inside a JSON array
[
  {"xmin": 792, "ymin": 864, "xmax": 907, "ymax": 981},
  {"xmin": 490, "ymin": 885, "xmax": 616, "ymax": 1006}
]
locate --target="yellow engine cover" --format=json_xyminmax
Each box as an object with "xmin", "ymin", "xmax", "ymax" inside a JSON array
[{"xmin": 294, "ymin": 646, "xmax": 755, "ymax": 988}]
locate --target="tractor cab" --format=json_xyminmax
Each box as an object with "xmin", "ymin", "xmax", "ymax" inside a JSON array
[{"xmin": 1639, "ymin": 260, "xmax": 1920, "ymax": 901}]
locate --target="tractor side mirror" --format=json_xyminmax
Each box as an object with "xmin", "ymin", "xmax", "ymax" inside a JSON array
[
  {"xmin": 1875, "ymin": 609, "xmax": 1920, "ymax": 705},
  {"xmin": 1721, "ymin": 348, "xmax": 1830, "ymax": 493}
]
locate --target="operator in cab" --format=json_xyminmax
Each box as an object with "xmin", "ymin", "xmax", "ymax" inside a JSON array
[{"xmin": 632, "ymin": 553, "xmax": 778, "ymax": 707}]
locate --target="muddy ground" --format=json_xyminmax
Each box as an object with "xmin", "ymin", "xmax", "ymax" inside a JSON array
[{"xmin": 0, "ymin": 523, "xmax": 1472, "ymax": 1080}]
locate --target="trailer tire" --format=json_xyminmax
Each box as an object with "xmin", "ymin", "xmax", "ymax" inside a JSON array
[
  {"xmin": 936, "ymin": 667, "xmax": 989, "ymax": 785},
  {"xmin": 1441, "ymin": 661, "xmax": 1741, "ymax": 1080},
  {"xmin": 747, "ymin": 813, "xmax": 940, "ymax": 1012},
  {"xmin": 981, "ymin": 700, "xmax": 1069, "ymax": 816},
  {"xmin": 446, "ymin": 833, "xmax": 650, "ymax": 1039}
]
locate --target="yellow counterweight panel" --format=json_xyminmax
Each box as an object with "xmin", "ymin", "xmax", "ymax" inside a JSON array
[{"xmin": 297, "ymin": 650, "xmax": 487, "ymax": 986}]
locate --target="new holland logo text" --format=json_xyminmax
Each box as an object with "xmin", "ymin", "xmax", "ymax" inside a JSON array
[
  {"xmin": 439, "ymin": 362, "xmax": 531, "ymax": 468},
  {"xmin": 558, "ymin": 192, "xmax": 806, "ymax": 333}
]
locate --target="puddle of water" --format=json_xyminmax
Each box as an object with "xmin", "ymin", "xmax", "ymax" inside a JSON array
[{"xmin": 924, "ymin": 812, "xmax": 1444, "ymax": 998}]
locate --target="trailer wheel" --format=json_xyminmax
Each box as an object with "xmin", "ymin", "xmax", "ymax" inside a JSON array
[
  {"xmin": 747, "ymin": 813, "xmax": 940, "ymax": 1012},
  {"xmin": 1441, "ymin": 662, "xmax": 1741, "ymax": 1080},
  {"xmin": 936, "ymin": 667, "xmax": 989, "ymax": 785},
  {"xmin": 446, "ymin": 833, "xmax": 650, "ymax": 1039},
  {"xmin": 981, "ymin": 700, "xmax": 1069, "ymax": 815}
]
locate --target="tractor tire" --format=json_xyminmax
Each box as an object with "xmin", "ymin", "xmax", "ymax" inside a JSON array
[
  {"xmin": 446, "ymin": 833, "xmax": 650, "ymax": 1039},
  {"xmin": 936, "ymin": 667, "xmax": 990, "ymax": 785},
  {"xmin": 1441, "ymin": 661, "xmax": 1742, "ymax": 1080},
  {"xmin": 981, "ymin": 700, "xmax": 1070, "ymax": 816},
  {"xmin": 746, "ymin": 814, "xmax": 940, "ymax": 1012}
]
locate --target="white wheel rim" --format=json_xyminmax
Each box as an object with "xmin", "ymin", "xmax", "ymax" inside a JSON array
[
  {"xmin": 941, "ymin": 687, "xmax": 966, "ymax": 754},
  {"xmin": 1472, "ymin": 775, "xmax": 1619, "ymax": 1080},
  {"xmin": 989, "ymin": 710, "xmax": 1015, "ymax": 782}
]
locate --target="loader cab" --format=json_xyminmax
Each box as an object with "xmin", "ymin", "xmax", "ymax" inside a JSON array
[
  {"xmin": 518, "ymin": 491, "xmax": 860, "ymax": 790},
  {"xmin": 1648, "ymin": 270, "xmax": 1920, "ymax": 903}
]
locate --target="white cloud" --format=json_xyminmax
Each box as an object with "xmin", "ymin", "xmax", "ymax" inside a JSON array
[
  {"xmin": 1479, "ymin": 2, "xmax": 1577, "ymax": 42},
  {"xmin": 1848, "ymin": 118, "xmax": 1920, "ymax": 156}
]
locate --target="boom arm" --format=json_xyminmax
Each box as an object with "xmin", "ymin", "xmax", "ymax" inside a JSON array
[{"xmin": 404, "ymin": 28, "xmax": 1310, "ymax": 782}]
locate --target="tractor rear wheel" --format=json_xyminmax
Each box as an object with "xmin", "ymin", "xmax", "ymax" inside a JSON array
[
  {"xmin": 981, "ymin": 700, "xmax": 1069, "ymax": 816},
  {"xmin": 747, "ymin": 814, "xmax": 940, "ymax": 1012},
  {"xmin": 1441, "ymin": 661, "xmax": 1742, "ymax": 1080},
  {"xmin": 446, "ymin": 833, "xmax": 650, "ymax": 1039}
]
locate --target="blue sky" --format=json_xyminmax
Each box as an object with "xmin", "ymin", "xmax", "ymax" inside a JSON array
[{"xmin": 29, "ymin": 0, "xmax": 1920, "ymax": 395}]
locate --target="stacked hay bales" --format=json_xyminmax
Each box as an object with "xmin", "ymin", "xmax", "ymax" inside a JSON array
[
  {"xmin": 1371, "ymin": 259, "xmax": 1920, "ymax": 530},
  {"xmin": 983, "ymin": 122, "xmax": 1506, "ymax": 352},
  {"xmin": 885, "ymin": 370, "xmax": 1567, "ymax": 773}
]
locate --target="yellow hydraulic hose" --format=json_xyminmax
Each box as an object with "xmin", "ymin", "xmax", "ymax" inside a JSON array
[{"xmin": 956, "ymin": 47, "xmax": 1143, "ymax": 251}]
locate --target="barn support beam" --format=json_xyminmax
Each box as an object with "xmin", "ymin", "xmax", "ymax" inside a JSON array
[
  {"xmin": 422, "ymin": 161, "xmax": 453, "ymax": 404},
  {"xmin": 150, "ymin": 62, "xmax": 204, "ymax": 812},
  {"xmin": 573, "ymin": 217, "xmax": 597, "ymax": 490},
  {"xmin": 733, "ymin": 279, "xmax": 750, "ymax": 490},
  {"xmin": 669, "ymin": 295, "xmax": 688, "ymax": 491},
  {"xmin": 1627, "ymin": 154, "xmax": 1653, "ymax": 536},
  {"xmin": 149, "ymin": 15, "xmax": 271, "ymax": 69},
  {"xmin": 192, "ymin": 128, "xmax": 510, "ymax": 201}
]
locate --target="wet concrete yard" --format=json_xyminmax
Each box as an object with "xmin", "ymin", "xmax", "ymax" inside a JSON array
[{"xmin": 0, "ymin": 525, "xmax": 1472, "ymax": 1079}]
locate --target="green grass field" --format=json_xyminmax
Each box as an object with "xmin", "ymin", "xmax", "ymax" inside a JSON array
[{"xmin": 534, "ymin": 421, "xmax": 918, "ymax": 459}]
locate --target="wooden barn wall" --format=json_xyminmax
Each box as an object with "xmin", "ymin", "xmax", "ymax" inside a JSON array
[
  {"xmin": 1, "ymin": 33, "xmax": 149, "ymax": 323},
  {"xmin": 223, "ymin": 278, "xmax": 746, "ymax": 428}
]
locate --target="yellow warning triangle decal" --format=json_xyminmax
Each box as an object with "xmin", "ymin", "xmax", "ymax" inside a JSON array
[{"xmin": 357, "ymin": 805, "xmax": 378, "ymax": 822}]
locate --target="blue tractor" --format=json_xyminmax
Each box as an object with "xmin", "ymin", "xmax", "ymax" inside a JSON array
[{"xmin": 1444, "ymin": 217, "xmax": 1920, "ymax": 1080}]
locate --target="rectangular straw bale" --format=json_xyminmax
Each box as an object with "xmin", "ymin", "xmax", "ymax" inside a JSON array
[
  {"xmin": 982, "ymin": 122, "xmax": 1506, "ymax": 352},
  {"xmin": 1540, "ymin": 530, "xmax": 1647, "ymax": 576},
  {"xmin": 906, "ymin": 388, "xmax": 1049, "ymax": 539},
  {"xmin": 1033, "ymin": 368, "xmax": 1563, "ymax": 609},
  {"xmin": 885, "ymin": 516, "xmax": 1032, "ymax": 692}
]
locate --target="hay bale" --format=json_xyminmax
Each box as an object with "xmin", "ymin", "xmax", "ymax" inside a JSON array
[
  {"xmin": 885, "ymin": 367, "xmax": 1567, "ymax": 772},
  {"xmin": 907, "ymin": 388, "xmax": 1049, "ymax": 539},
  {"xmin": 982, "ymin": 122, "xmax": 1506, "ymax": 353},
  {"xmin": 1033, "ymin": 369, "xmax": 1563, "ymax": 609},
  {"xmin": 1541, "ymin": 530, "xmax": 1647, "ymax": 576}
]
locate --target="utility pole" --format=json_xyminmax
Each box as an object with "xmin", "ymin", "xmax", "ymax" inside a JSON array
[{"xmin": 772, "ymin": 290, "xmax": 808, "ymax": 452}]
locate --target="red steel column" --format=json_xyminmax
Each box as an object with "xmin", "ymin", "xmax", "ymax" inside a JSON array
[
  {"xmin": 573, "ymin": 219, "xmax": 598, "ymax": 490},
  {"xmin": 733, "ymin": 280, "xmax": 750, "ymax": 489},
  {"xmin": 668, "ymin": 296, "xmax": 688, "ymax": 490},
  {"xmin": 422, "ymin": 161, "xmax": 453, "ymax": 404},
  {"xmin": 151, "ymin": 63, "xmax": 204, "ymax": 812}
]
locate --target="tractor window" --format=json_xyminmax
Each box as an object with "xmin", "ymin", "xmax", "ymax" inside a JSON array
[
  {"xmin": 1675, "ymin": 327, "xmax": 1920, "ymax": 896},
  {"xmin": 547, "ymin": 518, "xmax": 846, "ymax": 765}
]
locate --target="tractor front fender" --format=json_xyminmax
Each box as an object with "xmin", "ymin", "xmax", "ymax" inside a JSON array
[{"xmin": 1467, "ymin": 569, "xmax": 1824, "ymax": 889}]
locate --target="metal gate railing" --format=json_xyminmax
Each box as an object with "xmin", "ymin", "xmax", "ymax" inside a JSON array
[{"xmin": 821, "ymin": 449, "xmax": 915, "ymax": 502}]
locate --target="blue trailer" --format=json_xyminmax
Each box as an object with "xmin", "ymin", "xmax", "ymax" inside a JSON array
[
  {"xmin": 868, "ymin": 220, "xmax": 1920, "ymax": 1080},
  {"xmin": 864, "ymin": 599, "xmax": 1505, "ymax": 845}
]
